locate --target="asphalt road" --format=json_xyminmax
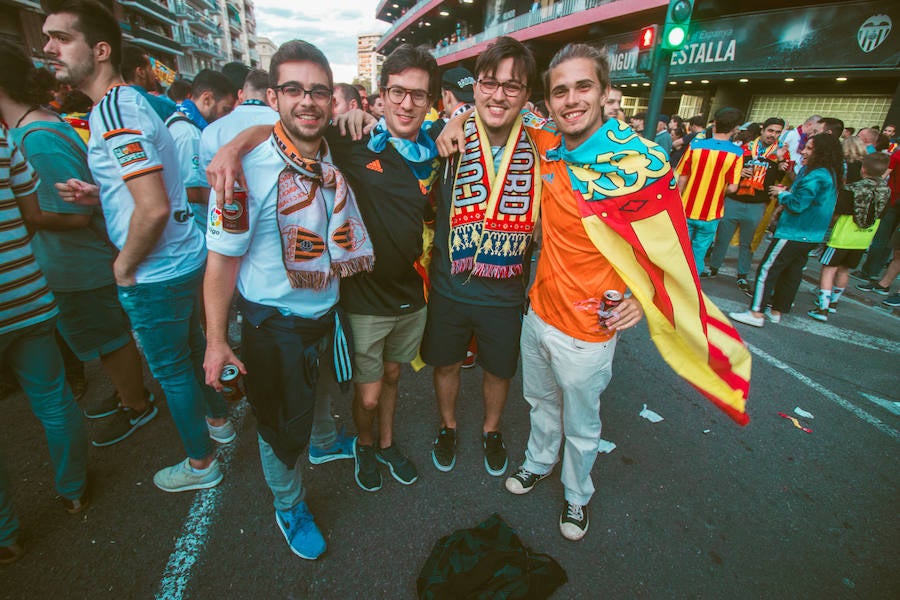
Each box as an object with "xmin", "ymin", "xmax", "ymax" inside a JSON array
[{"xmin": 2, "ymin": 259, "xmax": 898, "ymax": 599}]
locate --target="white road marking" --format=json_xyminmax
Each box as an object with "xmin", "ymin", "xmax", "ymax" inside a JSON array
[
  {"xmin": 745, "ymin": 343, "xmax": 900, "ymax": 441},
  {"xmin": 156, "ymin": 400, "xmax": 249, "ymax": 600},
  {"xmin": 710, "ymin": 295, "xmax": 900, "ymax": 354},
  {"xmin": 860, "ymin": 392, "xmax": 900, "ymax": 416}
]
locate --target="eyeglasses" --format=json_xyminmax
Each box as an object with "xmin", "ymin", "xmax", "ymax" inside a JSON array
[
  {"xmin": 477, "ymin": 78, "xmax": 527, "ymax": 97},
  {"xmin": 383, "ymin": 86, "xmax": 431, "ymax": 107},
  {"xmin": 272, "ymin": 83, "xmax": 333, "ymax": 103}
]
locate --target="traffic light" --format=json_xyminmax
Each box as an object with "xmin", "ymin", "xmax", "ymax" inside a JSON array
[
  {"xmin": 636, "ymin": 25, "xmax": 657, "ymax": 74},
  {"xmin": 661, "ymin": 0, "xmax": 693, "ymax": 51}
]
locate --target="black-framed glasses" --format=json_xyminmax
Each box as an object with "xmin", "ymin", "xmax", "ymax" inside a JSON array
[
  {"xmin": 477, "ymin": 78, "xmax": 527, "ymax": 97},
  {"xmin": 383, "ymin": 86, "xmax": 431, "ymax": 107},
  {"xmin": 272, "ymin": 83, "xmax": 333, "ymax": 102}
]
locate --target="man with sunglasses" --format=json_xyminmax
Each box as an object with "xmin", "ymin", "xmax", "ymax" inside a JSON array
[
  {"xmin": 421, "ymin": 37, "xmax": 542, "ymax": 479},
  {"xmin": 207, "ymin": 44, "xmax": 443, "ymax": 494},
  {"xmin": 203, "ymin": 40, "xmax": 374, "ymax": 559}
]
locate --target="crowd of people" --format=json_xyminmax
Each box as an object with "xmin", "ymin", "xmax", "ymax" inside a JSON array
[{"xmin": 0, "ymin": 0, "xmax": 889, "ymax": 569}]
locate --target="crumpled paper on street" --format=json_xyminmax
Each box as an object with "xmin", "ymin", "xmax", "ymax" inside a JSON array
[
  {"xmin": 597, "ymin": 439, "xmax": 617, "ymax": 454},
  {"xmin": 639, "ymin": 404, "xmax": 664, "ymax": 423}
]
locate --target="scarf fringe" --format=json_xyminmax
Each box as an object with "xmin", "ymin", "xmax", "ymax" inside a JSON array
[
  {"xmin": 332, "ymin": 256, "xmax": 376, "ymax": 278},
  {"xmin": 471, "ymin": 263, "xmax": 523, "ymax": 279},
  {"xmin": 450, "ymin": 256, "xmax": 475, "ymax": 275},
  {"xmin": 286, "ymin": 270, "xmax": 330, "ymax": 290}
]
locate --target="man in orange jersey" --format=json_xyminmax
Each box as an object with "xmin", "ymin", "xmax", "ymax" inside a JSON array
[
  {"xmin": 475, "ymin": 44, "xmax": 751, "ymax": 542},
  {"xmin": 676, "ymin": 107, "xmax": 744, "ymax": 275}
]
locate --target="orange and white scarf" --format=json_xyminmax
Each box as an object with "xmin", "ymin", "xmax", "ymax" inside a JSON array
[{"xmin": 272, "ymin": 121, "xmax": 374, "ymax": 289}]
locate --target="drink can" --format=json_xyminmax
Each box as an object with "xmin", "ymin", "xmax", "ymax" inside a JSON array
[
  {"xmin": 220, "ymin": 363, "xmax": 244, "ymax": 403},
  {"xmin": 222, "ymin": 186, "xmax": 249, "ymax": 233},
  {"xmin": 603, "ymin": 289, "xmax": 623, "ymax": 311},
  {"xmin": 598, "ymin": 289, "xmax": 624, "ymax": 328}
]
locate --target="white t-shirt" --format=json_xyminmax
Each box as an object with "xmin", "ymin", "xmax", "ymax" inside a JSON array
[
  {"xmin": 206, "ymin": 137, "xmax": 339, "ymax": 319},
  {"xmin": 781, "ymin": 127, "xmax": 804, "ymax": 175},
  {"xmin": 199, "ymin": 102, "xmax": 278, "ymax": 174},
  {"xmin": 166, "ymin": 114, "xmax": 207, "ymax": 190},
  {"xmin": 88, "ymin": 84, "xmax": 205, "ymax": 284}
]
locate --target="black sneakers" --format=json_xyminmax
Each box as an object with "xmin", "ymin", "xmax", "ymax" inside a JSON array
[
  {"xmin": 559, "ymin": 501, "xmax": 590, "ymax": 541},
  {"xmin": 432, "ymin": 427, "xmax": 457, "ymax": 472},
  {"xmin": 483, "ymin": 431, "xmax": 508, "ymax": 476},
  {"xmin": 505, "ymin": 466, "xmax": 551, "ymax": 494},
  {"xmin": 91, "ymin": 395, "xmax": 158, "ymax": 447},
  {"xmin": 376, "ymin": 444, "xmax": 418, "ymax": 485},
  {"xmin": 353, "ymin": 438, "xmax": 382, "ymax": 492}
]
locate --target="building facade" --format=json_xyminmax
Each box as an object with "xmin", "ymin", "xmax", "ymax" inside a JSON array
[
  {"xmin": 255, "ymin": 35, "xmax": 277, "ymax": 71},
  {"xmin": 357, "ymin": 32, "xmax": 384, "ymax": 94},
  {"xmin": 0, "ymin": 0, "xmax": 259, "ymax": 83},
  {"xmin": 374, "ymin": 0, "xmax": 900, "ymax": 131}
]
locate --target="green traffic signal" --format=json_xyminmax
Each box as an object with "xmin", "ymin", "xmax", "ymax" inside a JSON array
[
  {"xmin": 661, "ymin": 0, "xmax": 693, "ymax": 51},
  {"xmin": 666, "ymin": 26, "xmax": 686, "ymax": 48}
]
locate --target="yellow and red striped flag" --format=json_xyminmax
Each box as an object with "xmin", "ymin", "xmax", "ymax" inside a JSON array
[{"xmin": 579, "ymin": 174, "xmax": 750, "ymax": 424}]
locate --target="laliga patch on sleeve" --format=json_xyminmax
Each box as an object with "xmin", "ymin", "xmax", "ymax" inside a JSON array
[
  {"xmin": 207, "ymin": 205, "xmax": 223, "ymax": 239},
  {"xmin": 114, "ymin": 141, "xmax": 148, "ymax": 167}
]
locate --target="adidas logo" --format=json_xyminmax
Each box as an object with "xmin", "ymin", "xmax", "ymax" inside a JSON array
[
  {"xmin": 366, "ymin": 159, "xmax": 383, "ymax": 173},
  {"xmin": 542, "ymin": 173, "xmax": 554, "ymax": 183}
]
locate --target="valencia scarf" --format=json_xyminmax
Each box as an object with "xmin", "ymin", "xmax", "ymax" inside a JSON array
[
  {"xmin": 271, "ymin": 121, "xmax": 374, "ymax": 289},
  {"xmin": 546, "ymin": 118, "xmax": 752, "ymax": 425},
  {"xmin": 449, "ymin": 112, "xmax": 540, "ymax": 279}
]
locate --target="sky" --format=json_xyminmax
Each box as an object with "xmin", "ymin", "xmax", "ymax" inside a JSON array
[{"xmin": 253, "ymin": 0, "xmax": 389, "ymax": 84}]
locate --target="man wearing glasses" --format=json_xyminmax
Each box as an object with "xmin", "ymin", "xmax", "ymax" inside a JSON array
[
  {"xmin": 421, "ymin": 37, "xmax": 541, "ymax": 479},
  {"xmin": 438, "ymin": 43, "xmax": 750, "ymax": 542},
  {"xmin": 207, "ymin": 44, "xmax": 443, "ymax": 494},
  {"xmin": 203, "ymin": 40, "xmax": 374, "ymax": 559}
]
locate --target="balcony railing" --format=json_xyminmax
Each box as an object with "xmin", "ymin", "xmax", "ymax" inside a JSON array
[
  {"xmin": 120, "ymin": 0, "xmax": 178, "ymax": 27},
  {"xmin": 231, "ymin": 38, "xmax": 244, "ymax": 53},
  {"xmin": 131, "ymin": 25, "xmax": 184, "ymax": 55},
  {"xmin": 377, "ymin": 0, "xmax": 439, "ymax": 46},
  {"xmin": 177, "ymin": 31, "xmax": 220, "ymax": 57},
  {"xmin": 431, "ymin": 0, "xmax": 615, "ymax": 59},
  {"xmin": 173, "ymin": 2, "xmax": 219, "ymax": 33}
]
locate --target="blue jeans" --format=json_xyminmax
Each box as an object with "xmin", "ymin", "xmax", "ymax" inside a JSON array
[
  {"xmin": 687, "ymin": 218, "xmax": 721, "ymax": 274},
  {"xmin": 0, "ymin": 319, "xmax": 88, "ymax": 546},
  {"xmin": 117, "ymin": 268, "xmax": 226, "ymax": 460},
  {"xmin": 707, "ymin": 199, "xmax": 767, "ymax": 276}
]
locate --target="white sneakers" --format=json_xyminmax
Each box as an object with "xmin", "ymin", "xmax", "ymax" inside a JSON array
[{"xmin": 153, "ymin": 458, "xmax": 223, "ymax": 492}]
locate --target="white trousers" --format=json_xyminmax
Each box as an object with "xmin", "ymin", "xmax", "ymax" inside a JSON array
[{"xmin": 521, "ymin": 310, "xmax": 617, "ymax": 506}]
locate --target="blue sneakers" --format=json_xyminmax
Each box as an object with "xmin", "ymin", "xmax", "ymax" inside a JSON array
[
  {"xmin": 275, "ymin": 501, "xmax": 326, "ymax": 560},
  {"xmin": 308, "ymin": 428, "xmax": 355, "ymax": 465}
]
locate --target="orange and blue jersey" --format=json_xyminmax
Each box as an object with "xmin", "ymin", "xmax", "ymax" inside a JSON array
[{"xmin": 677, "ymin": 138, "xmax": 743, "ymax": 221}]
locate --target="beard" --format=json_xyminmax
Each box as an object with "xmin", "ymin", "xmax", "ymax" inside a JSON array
[
  {"xmin": 55, "ymin": 59, "xmax": 95, "ymax": 87},
  {"xmin": 280, "ymin": 116, "xmax": 328, "ymax": 149}
]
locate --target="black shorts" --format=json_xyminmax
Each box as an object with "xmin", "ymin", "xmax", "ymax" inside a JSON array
[
  {"xmin": 420, "ymin": 291, "xmax": 523, "ymax": 379},
  {"xmin": 820, "ymin": 246, "xmax": 865, "ymax": 269}
]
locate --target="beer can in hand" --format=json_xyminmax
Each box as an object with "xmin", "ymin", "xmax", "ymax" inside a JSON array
[
  {"xmin": 222, "ymin": 186, "xmax": 249, "ymax": 233},
  {"xmin": 220, "ymin": 363, "xmax": 244, "ymax": 403},
  {"xmin": 598, "ymin": 289, "xmax": 624, "ymax": 328}
]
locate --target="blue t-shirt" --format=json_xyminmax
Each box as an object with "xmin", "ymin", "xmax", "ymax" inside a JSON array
[{"xmin": 10, "ymin": 121, "xmax": 115, "ymax": 291}]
